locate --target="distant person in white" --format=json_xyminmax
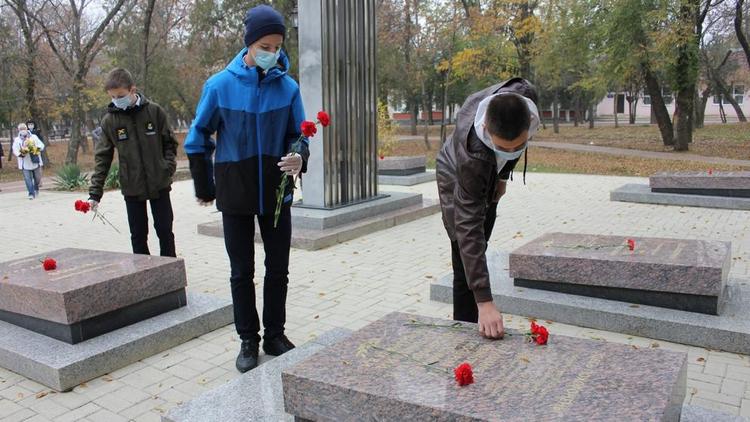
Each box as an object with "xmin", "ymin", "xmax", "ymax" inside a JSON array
[{"xmin": 12, "ymin": 123, "xmax": 45, "ymax": 199}]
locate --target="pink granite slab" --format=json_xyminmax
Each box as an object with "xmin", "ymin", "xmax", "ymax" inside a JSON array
[
  {"xmin": 282, "ymin": 312, "xmax": 686, "ymax": 422},
  {"xmin": 0, "ymin": 249, "xmax": 186, "ymax": 324},
  {"xmin": 650, "ymin": 171, "xmax": 750, "ymax": 190},
  {"xmin": 508, "ymin": 233, "xmax": 729, "ymax": 296}
]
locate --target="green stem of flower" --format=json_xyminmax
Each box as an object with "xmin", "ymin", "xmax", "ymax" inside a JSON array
[{"xmin": 366, "ymin": 343, "xmax": 450, "ymax": 375}]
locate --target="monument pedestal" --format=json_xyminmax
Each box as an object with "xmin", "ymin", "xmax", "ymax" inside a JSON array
[
  {"xmin": 0, "ymin": 250, "xmax": 232, "ymax": 391},
  {"xmin": 611, "ymin": 172, "xmax": 750, "ymax": 210},
  {"xmin": 431, "ymin": 249, "xmax": 750, "ymax": 354},
  {"xmin": 282, "ymin": 313, "xmax": 687, "ymax": 422},
  {"xmin": 198, "ymin": 191, "xmax": 439, "ymax": 250},
  {"xmin": 509, "ymin": 233, "xmax": 730, "ymax": 315}
]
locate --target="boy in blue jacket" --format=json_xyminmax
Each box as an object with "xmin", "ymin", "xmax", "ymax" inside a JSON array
[{"xmin": 185, "ymin": 4, "xmax": 309, "ymax": 373}]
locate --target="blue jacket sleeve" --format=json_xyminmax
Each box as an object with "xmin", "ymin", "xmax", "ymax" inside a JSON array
[
  {"xmin": 287, "ymin": 88, "xmax": 310, "ymax": 173},
  {"xmin": 185, "ymin": 81, "xmax": 219, "ymax": 155}
]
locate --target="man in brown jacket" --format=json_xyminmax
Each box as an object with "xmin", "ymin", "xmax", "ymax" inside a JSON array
[{"xmin": 436, "ymin": 77, "xmax": 539, "ymax": 339}]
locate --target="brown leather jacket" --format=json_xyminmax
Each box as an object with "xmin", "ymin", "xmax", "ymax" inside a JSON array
[{"xmin": 436, "ymin": 78, "xmax": 539, "ymax": 303}]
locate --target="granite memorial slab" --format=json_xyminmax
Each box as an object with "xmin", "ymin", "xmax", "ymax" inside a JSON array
[
  {"xmin": 282, "ymin": 312, "xmax": 687, "ymax": 422},
  {"xmin": 0, "ymin": 291, "xmax": 232, "ymax": 391},
  {"xmin": 430, "ymin": 250, "xmax": 750, "ymax": 355},
  {"xmin": 611, "ymin": 183, "xmax": 750, "ymax": 210},
  {"xmin": 0, "ymin": 249, "xmax": 187, "ymax": 343},
  {"xmin": 377, "ymin": 155, "xmax": 427, "ymax": 176},
  {"xmin": 509, "ymin": 233, "xmax": 730, "ymax": 315},
  {"xmin": 650, "ymin": 171, "xmax": 750, "ymax": 197}
]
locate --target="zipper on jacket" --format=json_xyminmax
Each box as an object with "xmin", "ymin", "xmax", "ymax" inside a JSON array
[
  {"xmin": 130, "ymin": 113, "xmax": 152, "ymax": 197},
  {"xmin": 256, "ymin": 81, "xmax": 264, "ymax": 215}
]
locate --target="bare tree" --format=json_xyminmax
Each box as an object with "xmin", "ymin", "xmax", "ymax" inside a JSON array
[
  {"xmin": 30, "ymin": 0, "xmax": 129, "ymax": 164},
  {"xmin": 736, "ymin": 0, "xmax": 750, "ymax": 68},
  {"xmin": 4, "ymin": 0, "xmax": 51, "ymax": 164}
]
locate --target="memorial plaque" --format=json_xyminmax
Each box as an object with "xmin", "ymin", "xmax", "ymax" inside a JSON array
[
  {"xmin": 509, "ymin": 233, "xmax": 730, "ymax": 315},
  {"xmin": 0, "ymin": 248, "xmax": 187, "ymax": 343},
  {"xmin": 650, "ymin": 171, "xmax": 750, "ymax": 198},
  {"xmin": 283, "ymin": 312, "xmax": 687, "ymax": 422}
]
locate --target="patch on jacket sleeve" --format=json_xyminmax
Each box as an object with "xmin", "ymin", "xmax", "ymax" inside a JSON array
[
  {"xmin": 145, "ymin": 122, "xmax": 156, "ymax": 135},
  {"xmin": 116, "ymin": 128, "xmax": 129, "ymax": 141}
]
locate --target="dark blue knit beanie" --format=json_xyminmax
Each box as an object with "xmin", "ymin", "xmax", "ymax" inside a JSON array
[{"xmin": 244, "ymin": 5, "xmax": 286, "ymax": 47}]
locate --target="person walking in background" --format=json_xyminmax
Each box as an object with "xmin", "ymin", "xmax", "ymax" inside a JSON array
[{"xmin": 12, "ymin": 123, "xmax": 45, "ymax": 199}]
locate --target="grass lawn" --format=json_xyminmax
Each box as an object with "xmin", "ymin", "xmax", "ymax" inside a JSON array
[{"xmin": 388, "ymin": 137, "xmax": 749, "ymax": 177}]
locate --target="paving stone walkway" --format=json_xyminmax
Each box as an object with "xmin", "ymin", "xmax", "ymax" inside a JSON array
[{"xmin": 0, "ymin": 173, "xmax": 748, "ymax": 421}]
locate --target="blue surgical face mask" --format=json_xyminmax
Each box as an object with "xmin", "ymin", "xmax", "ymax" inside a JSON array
[
  {"xmin": 112, "ymin": 95, "xmax": 133, "ymax": 110},
  {"xmin": 252, "ymin": 48, "xmax": 280, "ymax": 71},
  {"xmin": 492, "ymin": 145, "xmax": 526, "ymax": 161}
]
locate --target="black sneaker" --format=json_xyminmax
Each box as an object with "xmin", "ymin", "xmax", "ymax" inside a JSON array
[
  {"xmin": 235, "ymin": 340, "xmax": 259, "ymax": 373},
  {"xmin": 263, "ymin": 335, "xmax": 296, "ymax": 356}
]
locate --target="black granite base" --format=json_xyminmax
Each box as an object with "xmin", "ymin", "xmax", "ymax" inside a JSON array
[
  {"xmin": 513, "ymin": 279, "xmax": 721, "ymax": 315},
  {"xmin": 651, "ymin": 188, "xmax": 750, "ymax": 198},
  {"xmin": 0, "ymin": 289, "xmax": 187, "ymax": 344},
  {"xmin": 377, "ymin": 166, "xmax": 426, "ymax": 176}
]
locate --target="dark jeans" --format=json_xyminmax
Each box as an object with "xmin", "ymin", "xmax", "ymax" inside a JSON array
[
  {"xmin": 124, "ymin": 190, "xmax": 176, "ymax": 257},
  {"xmin": 451, "ymin": 202, "xmax": 497, "ymax": 323},
  {"xmin": 222, "ymin": 207, "xmax": 291, "ymax": 343}
]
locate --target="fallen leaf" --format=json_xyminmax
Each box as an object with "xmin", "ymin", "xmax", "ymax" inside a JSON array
[
  {"xmin": 102, "ymin": 375, "xmax": 113, "ymax": 382},
  {"xmin": 16, "ymin": 393, "xmax": 24, "ymax": 399},
  {"xmin": 650, "ymin": 342, "xmax": 660, "ymax": 348},
  {"xmin": 314, "ymin": 315, "xmax": 319, "ymax": 319},
  {"xmin": 35, "ymin": 391, "xmax": 49, "ymax": 399},
  {"xmin": 631, "ymin": 345, "xmax": 639, "ymax": 350},
  {"xmin": 520, "ymin": 357, "xmax": 530, "ymax": 364},
  {"xmin": 696, "ymin": 357, "xmax": 705, "ymax": 363}
]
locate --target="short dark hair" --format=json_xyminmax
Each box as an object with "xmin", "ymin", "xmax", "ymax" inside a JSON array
[
  {"xmin": 485, "ymin": 94, "xmax": 530, "ymax": 141},
  {"xmin": 104, "ymin": 68, "xmax": 135, "ymax": 91}
]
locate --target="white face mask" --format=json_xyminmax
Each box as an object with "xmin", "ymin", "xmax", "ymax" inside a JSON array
[{"xmin": 491, "ymin": 143, "xmax": 527, "ymax": 161}]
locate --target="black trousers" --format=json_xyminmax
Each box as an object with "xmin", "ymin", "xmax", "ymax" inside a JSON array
[
  {"xmin": 451, "ymin": 202, "xmax": 497, "ymax": 323},
  {"xmin": 222, "ymin": 207, "xmax": 291, "ymax": 343},
  {"xmin": 124, "ymin": 190, "xmax": 176, "ymax": 257}
]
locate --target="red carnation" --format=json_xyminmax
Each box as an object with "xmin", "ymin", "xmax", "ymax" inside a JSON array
[
  {"xmin": 534, "ymin": 325, "xmax": 549, "ymax": 345},
  {"xmin": 317, "ymin": 111, "xmax": 331, "ymax": 127},
  {"xmin": 42, "ymin": 258, "xmax": 57, "ymax": 271},
  {"xmin": 301, "ymin": 121, "xmax": 317, "ymax": 138},
  {"xmin": 708, "ymin": 168, "xmax": 713, "ymax": 175},
  {"xmin": 454, "ymin": 362, "xmax": 474, "ymax": 386},
  {"xmin": 627, "ymin": 239, "xmax": 635, "ymax": 251},
  {"xmin": 74, "ymin": 200, "xmax": 90, "ymax": 214}
]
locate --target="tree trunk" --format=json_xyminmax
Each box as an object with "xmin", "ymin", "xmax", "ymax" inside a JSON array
[
  {"xmin": 552, "ymin": 91, "xmax": 560, "ymax": 134},
  {"xmin": 613, "ymin": 90, "xmax": 619, "ymax": 128},
  {"xmin": 673, "ymin": 91, "xmax": 693, "ymax": 151},
  {"xmin": 440, "ymin": 73, "xmax": 449, "ymax": 146},
  {"xmin": 409, "ymin": 100, "xmax": 418, "ymax": 136},
  {"xmin": 65, "ymin": 80, "xmax": 86, "ymax": 164},
  {"xmin": 421, "ymin": 80, "xmax": 430, "ymax": 149},
  {"xmin": 695, "ymin": 87, "xmax": 710, "ymax": 129},
  {"xmin": 718, "ymin": 83, "xmax": 747, "ymax": 122},
  {"xmin": 736, "ymin": 0, "xmax": 750, "ymax": 69},
  {"xmin": 588, "ymin": 103, "xmax": 595, "ymax": 129},
  {"xmin": 642, "ymin": 66, "xmax": 674, "ymax": 146},
  {"xmin": 142, "ymin": 0, "xmax": 157, "ymax": 96}
]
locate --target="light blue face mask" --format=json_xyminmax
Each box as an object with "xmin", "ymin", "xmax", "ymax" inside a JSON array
[
  {"xmin": 112, "ymin": 95, "xmax": 133, "ymax": 110},
  {"xmin": 252, "ymin": 48, "xmax": 280, "ymax": 71}
]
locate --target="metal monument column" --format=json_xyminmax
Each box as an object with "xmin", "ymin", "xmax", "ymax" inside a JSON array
[{"xmin": 298, "ymin": 0, "xmax": 378, "ymax": 208}]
